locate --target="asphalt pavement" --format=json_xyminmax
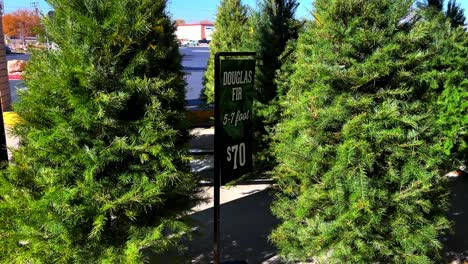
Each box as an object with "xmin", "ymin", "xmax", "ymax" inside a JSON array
[
  {"xmin": 6, "ymin": 53, "xmax": 30, "ymax": 61},
  {"xmin": 180, "ymin": 47, "xmax": 210, "ymax": 109}
]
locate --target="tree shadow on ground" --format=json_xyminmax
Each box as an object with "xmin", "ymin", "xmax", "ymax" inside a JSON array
[
  {"xmin": 189, "ymin": 134, "xmax": 214, "ymax": 151},
  {"xmin": 444, "ymin": 175, "xmax": 468, "ymax": 263},
  {"xmin": 153, "ymin": 189, "xmax": 279, "ymax": 263},
  {"xmin": 188, "ymin": 189, "xmax": 279, "ymax": 263}
]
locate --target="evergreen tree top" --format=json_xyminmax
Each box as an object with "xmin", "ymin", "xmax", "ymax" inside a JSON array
[
  {"xmin": 202, "ymin": 0, "xmax": 250, "ymax": 103},
  {"xmin": 211, "ymin": 0, "xmax": 248, "ymax": 51},
  {"xmin": 44, "ymin": 0, "xmax": 182, "ymax": 76}
]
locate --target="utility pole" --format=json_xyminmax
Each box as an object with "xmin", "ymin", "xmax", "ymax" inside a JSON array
[{"xmin": 30, "ymin": 1, "xmax": 39, "ymax": 16}]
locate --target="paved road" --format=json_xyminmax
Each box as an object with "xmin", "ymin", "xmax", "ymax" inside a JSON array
[
  {"xmin": 6, "ymin": 53, "xmax": 30, "ymax": 61},
  {"xmin": 180, "ymin": 47, "xmax": 210, "ymax": 108}
]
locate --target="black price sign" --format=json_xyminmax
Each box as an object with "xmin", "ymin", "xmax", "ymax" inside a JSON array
[{"xmin": 215, "ymin": 54, "xmax": 255, "ymax": 185}]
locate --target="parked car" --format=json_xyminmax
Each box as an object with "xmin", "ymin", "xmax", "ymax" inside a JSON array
[
  {"xmin": 5, "ymin": 45, "xmax": 12, "ymax": 54},
  {"xmin": 179, "ymin": 39, "xmax": 190, "ymax": 46},
  {"xmin": 179, "ymin": 39, "xmax": 198, "ymax": 47},
  {"xmin": 198, "ymin": 39, "xmax": 210, "ymax": 44}
]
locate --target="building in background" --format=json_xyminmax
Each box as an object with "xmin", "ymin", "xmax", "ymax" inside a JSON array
[{"xmin": 175, "ymin": 21, "xmax": 214, "ymax": 43}]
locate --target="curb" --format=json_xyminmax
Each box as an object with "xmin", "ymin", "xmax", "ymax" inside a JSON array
[{"xmin": 187, "ymin": 109, "xmax": 213, "ymax": 127}]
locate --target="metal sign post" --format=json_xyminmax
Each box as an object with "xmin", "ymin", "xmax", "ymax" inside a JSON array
[{"xmin": 214, "ymin": 52, "xmax": 256, "ymax": 264}]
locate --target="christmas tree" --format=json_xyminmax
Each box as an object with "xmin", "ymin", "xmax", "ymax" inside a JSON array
[
  {"xmin": 0, "ymin": 0, "xmax": 199, "ymax": 262},
  {"xmin": 271, "ymin": 0, "xmax": 454, "ymax": 262},
  {"xmin": 255, "ymin": 0, "xmax": 300, "ymax": 105},
  {"xmin": 432, "ymin": 20, "xmax": 468, "ymax": 165},
  {"xmin": 202, "ymin": 0, "xmax": 249, "ymax": 103},
  {"xmin": 252, "ymin": 0, "xmax": 301, "ymax": 169}
]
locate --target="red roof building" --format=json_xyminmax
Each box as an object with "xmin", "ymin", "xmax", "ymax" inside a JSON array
[{"xmin": 175, "ymin": 21, "xmax": 214, "ymax": 41}]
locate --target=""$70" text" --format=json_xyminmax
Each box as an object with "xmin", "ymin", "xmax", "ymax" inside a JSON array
[{"xmin": 226, "ymin": 143, "xmax": 246, "ymax": 170}]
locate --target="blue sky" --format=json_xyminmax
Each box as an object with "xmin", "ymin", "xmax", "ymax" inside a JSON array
[{"xmin": 3, "ymin": 0, "xmax": 468, "ymax": 23}]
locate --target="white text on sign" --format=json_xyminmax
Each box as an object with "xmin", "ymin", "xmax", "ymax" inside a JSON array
[
  {"xmin": 223, "ymin": 70, "xmax": 253, "ymax": 86},
  {"xmin": 232, "ymin": 87, "xmax": 242, "ymax": 101},
  {"xmin": 223, "ymin": 110, "xmax": 250, "ymax": 126},
  {"xmin": 227, "ymin": 143, "xmax": 246, "ymax": 170}
]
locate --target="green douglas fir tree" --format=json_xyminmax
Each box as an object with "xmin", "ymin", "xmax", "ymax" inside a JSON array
[
  {"xmin": 252, "ymin": 0, "xmax": 301, "ymax": 169},
  {"xmin": 0, "ymin": 0, "xmax": 200, "ymax": 262},
  {"xmin": 271, "ymin": 0, "xmax": 454, "ymax": 262},
  {"xmin": 202, "ymin": 0, "xmax": 249, "ymax": 103},
  {"xmin": 431, "ymin": 19, "xmax": 468, "ymax": 165},
  {"xmin": 417, "ymin": 2, "xmax": 467, "ymax": 165},
  {"xmin": 256, "ymin": 0, "xmax": 300, "ymax": 105}
]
